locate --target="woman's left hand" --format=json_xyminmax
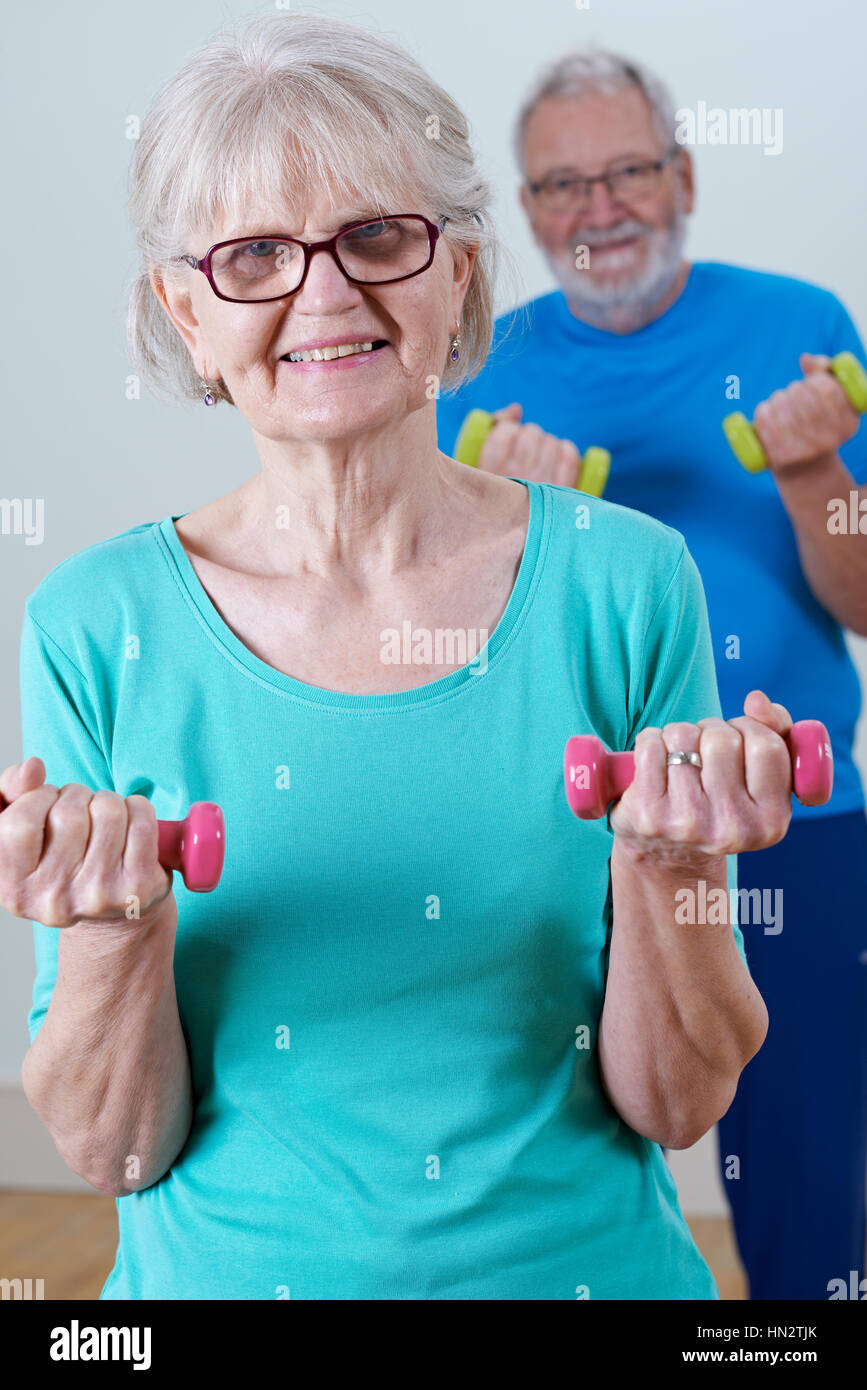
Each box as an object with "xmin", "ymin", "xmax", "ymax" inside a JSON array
[{"xmin": 609, "ymin": 689, "xmax": 795, "ymax": 865}]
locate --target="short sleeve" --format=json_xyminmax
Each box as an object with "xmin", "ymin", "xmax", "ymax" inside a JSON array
[
  {"xmin": 628, "ymin": 544, "xmax": 749, "ymax": 973},
  {"xmin": 19, "ymin": 607, "xmax": 115, "ymax": 1043}
]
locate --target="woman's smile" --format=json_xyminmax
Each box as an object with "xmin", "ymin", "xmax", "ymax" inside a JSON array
[{"xmin": 277, "ymin": 338, "xmax": 391, "ymax": 373}]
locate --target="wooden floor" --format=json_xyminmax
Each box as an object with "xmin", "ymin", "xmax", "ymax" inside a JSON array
[
  {"xmin": 0, "ymin": 1192, "xmax": 121, "ymax": 1301},
  {"xmin": 0, "ymin": 1191, "xmax": 748, "ymax": 1299}
]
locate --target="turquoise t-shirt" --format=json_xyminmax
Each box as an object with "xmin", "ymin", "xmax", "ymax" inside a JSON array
[
  {"xmin": 21, "ymin": 480, "xmax": 746, "ymax": 1300},
  {"xmin": 436, "ymin": 262, "xmax": 867, "ymax": 820}
]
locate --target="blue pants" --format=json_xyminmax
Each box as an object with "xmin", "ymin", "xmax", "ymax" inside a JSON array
[{"xmin": 716, "ymin": 810, "xmax": 867, "ymax": 1299}]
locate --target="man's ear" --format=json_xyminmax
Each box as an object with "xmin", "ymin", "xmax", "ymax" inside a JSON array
[
  {"xmin": 148, "ymin": 268, "xmax": 207, "ymax": 365},
  {"xmin": 675, "ymin": 148, "xmax": 695, "ymax": 216},
  {"xmin": 518, "ymin": 182, "xmax": 540, "ymax": 244}
]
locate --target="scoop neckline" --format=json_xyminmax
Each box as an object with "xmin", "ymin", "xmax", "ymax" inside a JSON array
[{"xmin": 154, "ymin": 477, "xmax": 547, "ymax": 712}]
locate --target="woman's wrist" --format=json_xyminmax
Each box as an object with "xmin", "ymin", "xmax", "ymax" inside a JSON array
[
  {"xmin": 59, "ymin": 895, "xmax": 178, "ymax": 953},
  {"xmin": 611, "ymin": 833, "xmax": 727, "ymax": 884}
]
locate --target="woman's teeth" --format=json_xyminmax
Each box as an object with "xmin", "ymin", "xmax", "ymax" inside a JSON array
[{"xmin": 283, "ymin": 341, "xmax": 376, "ymax": 363}]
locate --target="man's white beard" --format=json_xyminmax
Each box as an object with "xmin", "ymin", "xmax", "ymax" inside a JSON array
[{"xmin": 546, "ymin": 206, "xmax": 688, "ymax": 330}]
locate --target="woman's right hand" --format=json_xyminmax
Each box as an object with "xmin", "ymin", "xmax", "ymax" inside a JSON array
[
  {"xmin": 0, "ymin": 756, "xmax": 174, "ymax": 928},
  {"xmin": 475, "ymin": 403, "xmax": 583, "ymax": 487}
]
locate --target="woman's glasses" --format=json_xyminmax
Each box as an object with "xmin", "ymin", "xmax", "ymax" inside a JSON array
[{"xmin": 177, "ymin": 214, "xmax": 446, "ymax": 303}]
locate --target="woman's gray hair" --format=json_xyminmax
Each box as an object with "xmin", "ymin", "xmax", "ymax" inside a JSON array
[
  {"xmin": 127, "ymin": 11, "xmax": 519, "ymax": 407},
  {"xmin": 513, "ymin": 49, "xmax": 677, "ymax": 176}
]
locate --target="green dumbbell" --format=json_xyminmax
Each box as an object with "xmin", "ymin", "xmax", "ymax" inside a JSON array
[
  {"xmin": 723, "ymin": 351, "xmax": 867, "ymax": 474},
  {"xmin": 453, "ymin": 408, "xmax": 611, "ymax": 497},
  {"xmin": 577, "ymin": 446, "xmax": 612, "ymax": 498},
  {"xmin": 453, "ymin": 408, "xmax": 495, "ymax": 470}
]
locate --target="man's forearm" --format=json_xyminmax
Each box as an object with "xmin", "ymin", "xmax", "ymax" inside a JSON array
[
  {"xmin": 21, "ymin": 904, "xmax": 192, "ymax": 1196},
  {"xmin": 773, "ymin": 453, "xmax": 867, "ymax": 634},
  {"xmin": 599, "ymin": 838, "xmax": 768, "ymax": 1149}
]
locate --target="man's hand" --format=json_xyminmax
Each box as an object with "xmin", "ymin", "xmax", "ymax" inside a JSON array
[
  {"xmin": 752, "ymin": 353, "xmax": 861, "ymax": 477},
  {"xmin": 476, "ymin": 402, "xmax": 583, "ymax": 486}
]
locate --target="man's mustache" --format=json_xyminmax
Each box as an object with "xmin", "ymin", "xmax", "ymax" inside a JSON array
[{"xmin": 576, "ymin": 222, "xmax": 652, "ymax": 248}]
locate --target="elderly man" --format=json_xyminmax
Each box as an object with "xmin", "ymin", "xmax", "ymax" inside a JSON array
[{"xmin": 436, "ymin": 50, "xmax": 867, "ymax": 1301}]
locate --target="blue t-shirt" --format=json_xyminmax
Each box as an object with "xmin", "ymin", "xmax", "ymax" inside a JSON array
[
  {"xmin": 437, "ymin": 262, "xmax": 867, "ymax": 819},
  {"xmin": 22, "ymin": 483, "xmax": 745, "ymax": 1299}
]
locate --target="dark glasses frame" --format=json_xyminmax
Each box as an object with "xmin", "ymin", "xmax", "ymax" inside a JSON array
[
  {"xmin": 526, "ymin": 147, "xmax": 680, "ymax": 206},
  {"xmin": 175, "ymin": 213, "xmax": 447, "ymax": 303}
]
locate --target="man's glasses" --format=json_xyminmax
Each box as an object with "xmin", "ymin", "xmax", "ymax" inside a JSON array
[
  {"xmin": 527, "ymin": 148, "xmax": 679, "ymax": 213},
  {"xmin": 176, "ymin": 214, "xmax": 446, "ymax": 303}
]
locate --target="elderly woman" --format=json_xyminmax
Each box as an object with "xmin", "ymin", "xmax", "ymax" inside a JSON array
[{"xmin": 7, "ymin": 12, "xmax": 787, "ymax": 1301}]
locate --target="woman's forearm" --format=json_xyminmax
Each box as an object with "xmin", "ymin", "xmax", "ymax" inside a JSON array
[
  {"xmin": 599, "ymin": 838, "xmax": 768, "ymax": 1149},
  {"xmin": 20, "ymin": 902, "xmax": 192, "ymax": 1196}
]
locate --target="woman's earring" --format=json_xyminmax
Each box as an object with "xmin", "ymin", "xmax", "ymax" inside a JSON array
[
  {"xmin": 200, "ymin": 376, "xmax": 218, "ymax": 407},
  {"xmin": 450, "ymin": 331, "xmax": 461, "ymax": 363}
]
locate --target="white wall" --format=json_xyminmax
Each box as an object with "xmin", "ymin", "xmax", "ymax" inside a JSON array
[{"xmin": 1, "ymin": 0, "xmax": 865, "ymax": 1210}]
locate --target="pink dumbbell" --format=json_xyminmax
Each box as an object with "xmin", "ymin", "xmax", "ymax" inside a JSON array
[
  {"xmin": 564, "ymin": 719, "xmax": 833, "ymax": 820},
  {"xmin": 0, "ymin": 791, "xmax": 225, "ymax": 893},
  {"xmin": 157, "ymin": 803, "xmax": 225, "ymax": 892}
]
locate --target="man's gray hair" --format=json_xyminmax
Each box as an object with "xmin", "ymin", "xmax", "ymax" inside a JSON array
[{"xmin": 513, "ymin": 49, "xmax": 677, "ymax": 176}]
